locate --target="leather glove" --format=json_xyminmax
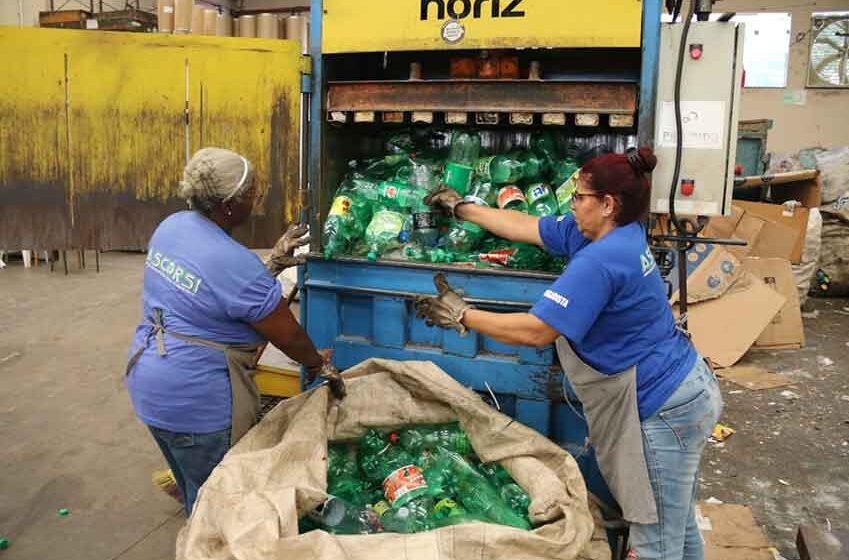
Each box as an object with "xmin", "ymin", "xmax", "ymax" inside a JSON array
[
  {"xmin": 305, "ymin": 362, "xmax": 347, "ymax": 400},
  {"xmin": 414, "ymin": 273, "xmax": 473, "ymax": 335},
  {"xmin": 265, "ymin": 223, "xmax": 310, "ymax": 276},
  {"xmin": 423, "ymin": 185, "xmax": 467, "ymax": 218}
]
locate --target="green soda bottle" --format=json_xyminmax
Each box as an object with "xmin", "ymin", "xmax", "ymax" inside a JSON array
[
  {"xmin": 378, "ymin": 181, "xmax": 429, "ymax": 210},
  {"xmin": 477, "ymin": 244, "xmax": 548, "ymax": 270},
  {"xmin": 322, "ymin": 178, "xmax": 377, "ymax": 258},
  {"xmin": 375, "ymin": 441, "xmax": 431, "ymax": 508},
  {"xmin": 430, "ymin": 498, "xmax": 478, "ymax": 528},
  {"xmin": 307, "ymin": 496, "xmax": 383, "ymax": 534},
  {"xmin": 530, "ymin": 131, "xmax": 561, "ymax": 170},
  {"xmin": 409, "ymin": 161, "xmax": 439, "ymax": 248},
  {"xmin": 476, "ymin": 155, "xmax": 524, "ymax": 184},
  {"xmin": 477, "ymin": 462, "xmax": 514, "ymax": 487},
  {"xmin": 552, "ymin": 159, "xmax": 580, "ymax": 216},
  {"xmin": 443, "ymin": 130, "xmax": 481, "ymax": 196},
  {"xmin": 509, "ymin": 149, "xmax": 547, "ymax": 182},
  {"xmin": 365, "ymin": 208, "xmax": 407, "ymax": 261},
  {"xmin": 443, "ymin": 179, "xmax": 496, "ymax": 252},
  {"xmin": 500, "ymin": 483, "xmax": 531, "ymax": 516},
  {"xmin": 398, "ymin": 424, "xmax": 473, "ymax": 456},
  {"xmin": 495, "ymin": 185, "xmax": 529, "ymax": 212},
  {"xmin": 381, "ymin": 498, "xmax": 435, "ymax": 534},
  {"xmin": 525, "ymin": 183, "xmax": 558, "ymax": 217}
]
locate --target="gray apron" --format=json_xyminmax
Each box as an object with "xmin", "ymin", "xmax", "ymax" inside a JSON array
[
  {"xmin": 555, "ymin": 336, "xmax": 658, "ymax": 524},
  {"xmin": 126, "ymin": 308, "xmax": 263, "ymax": 447}
]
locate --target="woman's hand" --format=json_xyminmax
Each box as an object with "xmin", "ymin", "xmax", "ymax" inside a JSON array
[
  {"xmin": 424, "ymin": 185, "xmax": 467, "ymax": 218},
  {"xmin": 265, "ymin": 223, "xmax": 310, "ymax": 276},
  {"xmin": 305, "ymin": 350, "xmax": 346, "ymax": 400},
  {"xmin": 414, "ymin": 273, "xmax": 474, "ymax": 335}
]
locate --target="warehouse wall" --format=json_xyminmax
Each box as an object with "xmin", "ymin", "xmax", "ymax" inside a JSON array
[
  {"xmin": 0, "ymin": 0, "xmax": 234, "ymax": 27},
  {"xmin": 722, "ymin": 0, "xmax": 849, "ymax": 153},
  {"xmin": 238, "ymin": 0, "xmax": 308, "ymax": 10}
]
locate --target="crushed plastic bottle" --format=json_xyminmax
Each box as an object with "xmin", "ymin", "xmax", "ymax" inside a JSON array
[
  {"xmin": 525, "ymin": 183, "xmax": 558, "ymax": 217},
  {"xmin": 365, "ymin": 209, "xmax": 408, "ymax": 261},
  {"xmin": 322, "ymin": 177, "xmax": 379, "ymax": 258},
  {"xmin": 499, "ymin": 483, "xmax": 531, "ymax": 516},
  {"xmin": 443, "ymin": 131, "xmax": 481, "ymax": 196},
  {"xmin": 476, "ymin": 155, "xmax": 524, "ymax": 184},
  {"xmin": 477, "ymin": 244, "xmax": 548, "ymax": 270},
  {"xmin": 308, "ymin": 496, "xmax": 383, "ymax": 534},
  {"xmin": 496, "ymin": 185, "xmax": 529, "ymax": 212},
  {"xmin": 553, "ymin": 159, "xmax": 580, "ymax": 216},
  {"xmin": 398, "ymin": 424, "xmax": 473, "ymax": 456}
]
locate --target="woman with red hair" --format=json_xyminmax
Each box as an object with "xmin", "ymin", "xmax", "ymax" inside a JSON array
[{"xmin": 419, "ymin": 147, "xmax": 723, "ymax": 560}]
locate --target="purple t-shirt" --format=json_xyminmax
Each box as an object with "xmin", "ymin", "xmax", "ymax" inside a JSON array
[
  {"xmin": 126, "ymin": 211, "xmax": 281, "ymax": 433},
  {"xmin": 530, "ymin": 215, "xmax": 697, "ymax": 420}
]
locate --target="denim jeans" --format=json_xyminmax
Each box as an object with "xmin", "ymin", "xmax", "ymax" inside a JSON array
[
  {"xmin": 628, "ymin": 357, "xmax": 723, "ymax": 560},
  {"xmin": 148, "ymin": 425, "xmax": 231, "ymax": 516}
]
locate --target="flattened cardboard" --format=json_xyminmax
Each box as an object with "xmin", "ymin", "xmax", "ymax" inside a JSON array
[
  {"xmin": 685, "ymin": 273, "xmax": 786, "ymax": 368},
  {"xmin": 699, "ymin": 503, "xmax": 774, "ymax": 560},
  {"xmin": 744, "ymin": 257, "xmax": 805, "ymax": 348},
  {"xmin": 669, "ymin": 245, "xmax": 744, "ymax": 305},
  {"xmin": 736, "ymin": 200, "xmax": 810, "ymax": 263},
  {"xmin": 717, "ymin": 365, "xmax": 794, "ymax": 390}
]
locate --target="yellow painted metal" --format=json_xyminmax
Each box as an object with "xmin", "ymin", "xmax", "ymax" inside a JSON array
[
  {"xmin": 322, "ymin": 0, "xmax": 642, "ymax": 53},
  {"xmin": 0, "ymin": 27, "xmax": 307, "ymax": 245},
  {"xmin": 255, "ymin": 364, "xmax": 302, "ymax": 398}
]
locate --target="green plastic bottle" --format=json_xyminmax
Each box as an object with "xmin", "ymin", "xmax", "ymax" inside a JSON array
[
  {"xmin": 364, "ymin": 208, "xmax": 407, "ymax": 261},
  {"xmin": 476, "ymin": 155, "xmax": 524, "ymax": 184},
  {"xmin": 525, "ymin": 183, "xmax": 559, "ymax": 217},
  {"xmin": 307, "ymin": 496, "xmax": 383, "ymax": 535},
  {"xmin": 495, "ymin": 185, "xmax": 529, "ymax": 212},
  {"xmin": 552, "ymin": 159, "xmax": 581, "ymax": 216},
  {"xmin": 499, "ymin": 483, "xmax": 531, "ymax": 516},
  {"xmin": 398, "ymin": 424, "xmax": 473, "ymax": 456},
  {"xmin": 477, "ymin": 244, "xmax": 548, "ymax": 270},
  {"xmin": 530, "ymin": 131, "xmax": 561, "ymax": 170},
  {"xmin": 322, "ymin": 177, "xmax": 378, "ymax": 258},
  {"xmin": 443, "ymin": 130, "xmax": 481, "ymax": 196},
  {"xmin": 443, "ymin": 179, "xmax": 495, "ymax": 253},
  {"xmin": 380, "ymin": 498, "xmax": 435, "ymax": 533},
  {"xmin": 510, "ymin": 149, "xmax": 547, "ymax": 182}
]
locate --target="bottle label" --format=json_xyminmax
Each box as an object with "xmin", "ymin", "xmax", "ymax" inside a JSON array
[
  {"xmin": 479, "ymin": 248, "xmax": 517, "ymax": 266},
  {"xmin": 555, "ymin": 170, "xmax": 580, "ymax": 214},
  {"xmin": 433, "ymin": 498, "xmax": 462, "ymax": 517},
  {"xmin": 383, "ymin": 465, "xmax": 428, "ymax": 505},
  {"xmin": 497, "ymin": 186, "xmax": 527, "ymax": 209},
  {"xmin": 444, "ymin": 162, "xmax": 473, "ymax": 195},
  {"xmin": 372, "ymin": 500, "xmax": 391, "ymax": 517},
  {"xmin": 381, "ymin": 183, "xmax": 400, "ymax": 200},
  {"xmin": 329, "ymin": 195, "xmax": 352, "ymax": 217},
  {"xmin": 475, "ymin": 156, "xmax": 497, "ymax": 180},
  {"xmin": 526, "ymin": 183, "xmax": 553, "ymax": 205},
  {"xmin": 412, "ymin": 211, "xmax": 436, "ymax": 231}
]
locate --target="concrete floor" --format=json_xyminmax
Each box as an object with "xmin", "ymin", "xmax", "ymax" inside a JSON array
[{"xmin": 1, "ymin": 252, "xmax": 847, "ymax": 559}]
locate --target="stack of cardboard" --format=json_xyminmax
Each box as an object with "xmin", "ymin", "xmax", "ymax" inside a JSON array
[{"xmin": 672, "ymin": 171, "xmax": 820, "ymax": 368}]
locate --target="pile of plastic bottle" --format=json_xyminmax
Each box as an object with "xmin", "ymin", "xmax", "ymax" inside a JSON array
[
  {"xmin": 301, "ymin": 423, "xmax": 532, "ymax": 535},
  {"xmin": 321, "ymin": 129, "xmax": 583, "ymax": 273}
]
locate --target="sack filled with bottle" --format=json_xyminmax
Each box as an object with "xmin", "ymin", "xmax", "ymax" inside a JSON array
[{"xmin": 177, "ymin": 358, "xmax": 611, "ymax": 560}]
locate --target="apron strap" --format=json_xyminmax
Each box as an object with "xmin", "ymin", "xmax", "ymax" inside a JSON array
[{"xmin": 125, "ymin": 308, "xmax": 260, "ymax": 376}]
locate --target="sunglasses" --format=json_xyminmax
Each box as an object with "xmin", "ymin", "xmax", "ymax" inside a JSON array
[{"xmin": 572, "ymin": 191, "xmax": 608, "ymax": 204}]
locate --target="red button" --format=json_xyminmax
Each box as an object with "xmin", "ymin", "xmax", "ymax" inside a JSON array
[
  {"xmin": 681, "ymin": 180, "xmax": 695, "ymax": 196},
  {"xmin": 689, "ymin": 44, "xmax": 703, "ymax": 60}
]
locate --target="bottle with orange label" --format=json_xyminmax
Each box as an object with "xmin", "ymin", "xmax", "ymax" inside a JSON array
[{"xmin": 496, "ymin": 185, "xmax": 529, "ymax": 212}]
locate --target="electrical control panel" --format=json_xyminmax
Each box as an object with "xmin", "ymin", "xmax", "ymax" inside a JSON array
[{"xmin": 651, "ymin": 22, "xmax": 744, "ymax": 217}]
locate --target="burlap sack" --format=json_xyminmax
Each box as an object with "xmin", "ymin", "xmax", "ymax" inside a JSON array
[{"xmin": 176, "ymin": 358, "xmax": 611, "ymax": 560}]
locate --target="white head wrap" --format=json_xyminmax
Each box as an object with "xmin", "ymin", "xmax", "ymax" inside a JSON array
[{"xmin": 179, "ymin": 147, "xmax": 255, "ymax": 213}]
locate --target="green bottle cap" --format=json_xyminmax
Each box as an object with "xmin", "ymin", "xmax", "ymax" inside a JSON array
[
  {"xmin": 58, "ymin": 508, "xmax": 70, "ymax": 516},
  {"xmin": 0, "ymin": 537, "xmax": 9, "ymax": 549}
]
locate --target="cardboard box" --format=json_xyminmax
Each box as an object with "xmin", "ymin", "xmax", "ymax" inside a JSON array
[
  {"xmin": 744, "ymin": 257, "xmax": 805, "ymax": 349},
  {"xmin": 736, "ymin": 200, "xmax": 810, "ymax": 263},
  {"xmin": 699, "ymin": 503, "xmax": 774, "ymax": 560},
  {"xmin": 668, "ymin": 245, "xmax": 744, "ymax": 305},
  {"xmin": 684, "ymin": 272, "xmax": 786, "ymax": 368}
]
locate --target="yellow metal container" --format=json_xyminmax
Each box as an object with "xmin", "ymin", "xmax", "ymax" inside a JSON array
[{"xmin": 322, "ymin": 0, "xmax": 642, "ymax": 53}]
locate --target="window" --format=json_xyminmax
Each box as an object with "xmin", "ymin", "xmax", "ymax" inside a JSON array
[
  {"xmin": 659, "ymin": 12, "xmax": 791, "ymax": 88},
  {"xmin": 808, "ymin": 12, "xmax": 849, "ymax": 88}
]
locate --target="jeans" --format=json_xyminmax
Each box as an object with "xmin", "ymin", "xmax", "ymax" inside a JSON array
[
  {"xmin": 628, "ymin": 357, "xmax": 723, "ymax": 560},
  {"xmin": 148, "ymin": 425, "xmax": 231, "ymax": 516}
]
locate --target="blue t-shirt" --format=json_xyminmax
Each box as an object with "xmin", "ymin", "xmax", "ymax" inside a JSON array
[
  {"xmin": 126, "ymin": 211, "xmax": 282, "ymax": 433},
  {"xmin": 530, "ymin": 215, "xmax": 697, "ymax": 420}
]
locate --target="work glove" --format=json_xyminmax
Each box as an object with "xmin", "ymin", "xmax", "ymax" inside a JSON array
[
  {"xmin": 265, "ymin": 223, "xmax": 310, "ymax": 276},
  {"xmin": 424, "ymin": 185, "xmax": 467, "ymax": 218},
  {"xmin": 414, "ymin": 273, "xmax": 473, "ymax": 335}
]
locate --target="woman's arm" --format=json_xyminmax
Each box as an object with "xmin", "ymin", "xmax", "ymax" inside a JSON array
[
  {"xmin": 251, "ymin": 299, "xmax": 323, "ymax": 371},
  {"xmin": 462, "ymin": 308, "xmax": 559, "ymax": 347},
  {"xmin": 456, "ymin": 204, "xmax": 544, "ymax": 247}
]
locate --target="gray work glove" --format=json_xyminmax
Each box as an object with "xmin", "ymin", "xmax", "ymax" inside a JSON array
[
  {"xmin": 424, "ymin": 185, "xmax": 468, "ymax": 218},
  {"xmin": 414, "ymin": 273, "xmax": 473, "ymax": 335},
  {"xmin": 305, "ymin": 362, "xmax": 346, "ymax": 400},
  {"xmin": 265, "ymin": 223, "xmax": 310, "ymax": 276}
]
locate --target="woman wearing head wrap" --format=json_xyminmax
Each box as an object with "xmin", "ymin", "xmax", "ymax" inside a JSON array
[
  {"xmin": 417, "ymin": 147, "xmax": 723, "ymax": 560},
  {"xmin": 126, "ymin": 148, "xmax": 343, "ymax": 516}
]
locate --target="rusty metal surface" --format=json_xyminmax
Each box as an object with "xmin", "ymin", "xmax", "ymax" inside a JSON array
[
  {"xmin": 0, "ymin": 28, "xmax": 304, "ymax": 251},
  {"xmin": 327, "ymin": 80, "xmax": 637, "ymax": 114}
]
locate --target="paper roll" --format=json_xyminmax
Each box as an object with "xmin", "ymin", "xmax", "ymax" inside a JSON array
[
  {"xmin": 285, "ymin": 14, "xmax": 309, "ymax": 53},
  {"xmin": 257, "ymin": 13, "xmax": 278, "ymax": 39},
  {"xmin": 216, "ymin": 13, "xmax": 233, "ymax": 36},
  {"xmin": 238, "ymin": 15, "xmax": 256, "ymax": 38},
  {"xmin": 173, "ymin": 0, "xmax": 192, "ymax": 33},
  {"xmin": 157, "ymin": 0, "xmax": 174, "ymax": 33},
  {"xmin": 190, "ymin": 4, "xmax": 204, "ymax": 34},
  {"xmin": 203, "ymin": 8, "xmax": 217, "ymax": 35}
]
